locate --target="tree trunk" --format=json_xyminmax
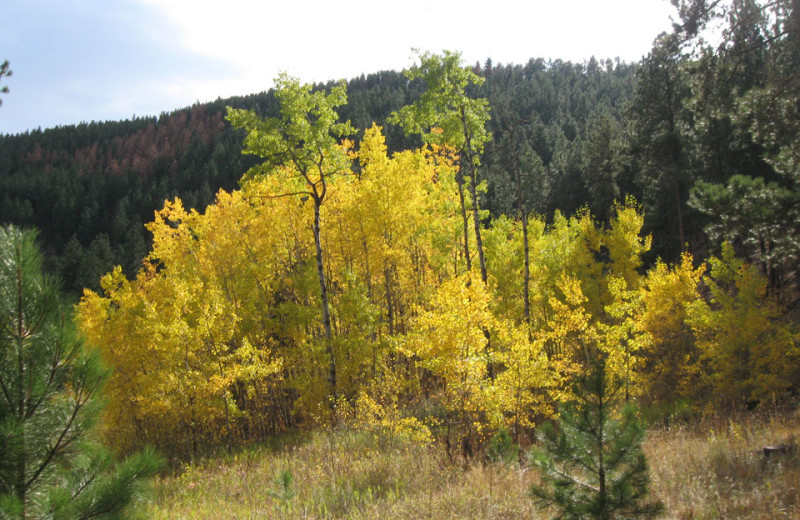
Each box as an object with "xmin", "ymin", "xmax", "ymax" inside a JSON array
[
  {"xmin": 466, "ymin": 161, "xmax": 488, "ymax": 285},
  {"xmin": 597, "ymin": 382, "xmax": 608, "ymax": 519},
  {"xmin": 675, "ymin": 174, "xmax": 685, "ymax": 250},
  {"xmin": 313, "ymin": 201, "xmax": 336, "ymax": 403},
  {"xmin": 384, "ymin": 263, "xmax": 395, "ymax": 336},
  {"xmin": 666, "ymin": 75, "xmax": 686, "ymax": 254},
  {"xmin": 361, "ymin": 226, "xmax": 372, "ymax": 300},
  {"xmin": 460, "ymin": 105, "xmax": 487, "ymax": 285},
  {"xmin": 456, "ymin": 172, "xmax": 472, "ymax": 273},
  {"xmin": 460, "ymin": 107, "xmax": 492, "ymax": 381},
  {"xmin": 793, "ymin": 0, "xmax": 800, "ymax": 45},
  {"xmin": 515, "ymin": 163, "xmax": 532, "ymax": 337}
]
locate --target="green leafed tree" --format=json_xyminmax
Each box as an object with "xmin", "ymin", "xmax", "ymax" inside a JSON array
[
  {"xmin": 0, "ymin": 225, "xmax": 162, "ymax": 519},
  {"xmin": 530, "ymin": 358, "xmax": 663, "ymax": 520},
  {"xmin": 581, "ymin": 110, "xmax": 629, "ymax": 225},
  {"xmin": 690, "ymin": 175, "xmax": 800, "ymax": 288},
  {"xmin": 628, "ymin": 33, "xmax": 692, "ymax": 260},
  {"xmin": 390, "ymin": 49, "xmax": 491, "ymax": 283},
  {"xmin": 226, "ymin": 74, "xmax": 354, "ymax": 409}
]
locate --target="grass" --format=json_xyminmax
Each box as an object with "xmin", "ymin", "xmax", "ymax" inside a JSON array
[
  {"xmin": 645, "ymin": 409, "xmax": 800, "ymax": 519},
  {"xmin": 146, "ymin": 409, "xmax": 800, "ymax": 519}
]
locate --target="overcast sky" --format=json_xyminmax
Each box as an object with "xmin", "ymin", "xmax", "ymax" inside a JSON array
[{"xmin": 0, "ymin": 0, "xmax": 677, "ymax": 135}]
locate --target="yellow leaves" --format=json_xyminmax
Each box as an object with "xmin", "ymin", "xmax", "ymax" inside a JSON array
[
  {"xmin": 79, "ymin": 103, "xmax": 800, "ymax": 458},
  {"xmin": 605, "ymin": 199, "xmax": 652, "ymax": 289},
  {"xmin": 491, "ymin": 319, "xmax": 555, "ymax": 430},
  {"xmin": 330, "ymin": 125, "xmax": 463, "ymax": 333},
  {"xmin": 98, "ymin": 264, "xmax": 128, "ymax": 296},
  {"xmin": 354, "ymin": 377, "xmax": 433, "ymax": 447},
  {"xmin": 686, "ymin": 243, "xmax": 799, "ymax": 403},
  {"xmin": 229, "ymin": 338, "xmax": 284, "ymax": 393},
  {"xmin": 78, "ymin": 189, "xmax": 301, "ymax": 454},
  {"xmin": 540, "ymin": 275, "xmax": 594, "ymax": 361},
  {"xmin": 639, "ymin": 253, "xmax": 703, "ymax": 340},
  {"xmin": 146, "ymin": 197, "xmax": 194, "ymax": 268},
  {"xmin": 356, "ymin": 124, "xmax": 389, "ymax": 171},
  {"xmin": 79, "ymin": 123, "xmax": 474, "ymax": 452},
  {"xmin": 403, "ymin": 274, "xmax": 495, "ymax": 423},
  {"xmin": 409, "ymin": 274, "xmax": 493, "ymax": 363}
]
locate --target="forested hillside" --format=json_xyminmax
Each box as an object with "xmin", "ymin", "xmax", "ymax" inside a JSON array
[
  {"xmin": 4, "ymin": 25, "xmax": 796, "ymax": 304},
  {"xmin": 1, "ymin": 2, "xmax": 797, "ymax": 306},
  {"xmin": 0, "ymin": 60, "xmax": 645, "ymax": 294}
]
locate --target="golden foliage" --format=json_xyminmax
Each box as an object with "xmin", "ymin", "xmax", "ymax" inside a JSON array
[{"xmin": 78, "ymin": 125, "xmax": 798, "ymax": 457}]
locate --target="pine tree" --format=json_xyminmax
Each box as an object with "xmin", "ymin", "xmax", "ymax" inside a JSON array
[
  {"xmin": 530, "ymin": 358, "xmax": 663, "ymax": 519},
  {"xmin": 0, "ymin": 225, "xmax": 162, "ymax": 520},
  {"xmin": 0, "ymin": 60, "xmax": 10, "ymax": 106}
]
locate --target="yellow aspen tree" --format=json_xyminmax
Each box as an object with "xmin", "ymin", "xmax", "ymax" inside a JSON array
[
  {"xmin": 599, "ymin": 275, "xmax": 648, "ymax": 402},
  {"xmin": 323, "ymin": 125, "xmax": 467, "ymax": 431},
  {"xmin": 144, "ymin": 198, "xmax": 249, "ymax": 451},
  {"xmin": 596, "ymin": 202, "xmax": 653, "ymax": 400},
  {"xmin": 539, "ymin": 274, "xmax": 598, "ymax": 370},
  {"xmin": 78, "ymin": 267, "xmax": 171, "ymax": 454},
  {"xmin": 482, "ymin": 215, "xmax": 527, "ymax": 323},
  {"xmin": 687, "ymin": 243, "xmax": 799, "ymax": 406},
  {"xmin": 490, "ymin": 319, "xmax": 554, "ymax": 439},
  {"xmin": 344, "ymin": 126, "xmax": 462, "ymax": 331},
  {"xmin": 79, "ymin": 192, "xmax": 291, "ymax": 455},
  {"xmin": 521, "ymin": 211, "xmax": 600, "ymax": 332},
  {"xmin": 401, "ymin": 273, "xmax": 497, "ymax": 457},
  {"xmin": 390, "ymin": 50, "xmax": 491, "ymax": 284},
  {"xmin": 604, "ymin": 199, "xmax": 652, "ymax": 290},
  {"xmin": 227, "ymin": 74, "xmax": 354, "ymax": 413},
  {"xmin": 636, "ymin": 253, "xmax": 705, "ymax": 404}
]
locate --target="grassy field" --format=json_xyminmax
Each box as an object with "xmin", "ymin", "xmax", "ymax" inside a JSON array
[
  {"xmin": 645, "ymin": 410, "xmax": 800, "ymax": 519},
  {"xmin": 146, "ymin": 410, "xmax": 800, "ymax": 519}
]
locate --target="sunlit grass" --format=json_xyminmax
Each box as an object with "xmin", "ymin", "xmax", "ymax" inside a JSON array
[
  {"xmin": 147, "ymin": 410, "xmax": 800, "ymax": 519},
  {"xmin": 645, "ymin": 409, "xmax": 800, "ymax": 519},
  {"xmin": 147, "ymin": 428, "xmax": 538, "ymax": 519}
]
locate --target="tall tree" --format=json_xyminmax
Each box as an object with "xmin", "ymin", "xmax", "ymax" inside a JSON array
[
  {"xmin": 226, "ymin": 74, "xmax": 354, "ymax": 409},
  {"xmin": 0, "ymin": 226, "xmax": 161, "ymax": 519},
  {"xmin": 629, "ymin": 34, "xmax": 693, "ymax": 260},
  {"xmin": 483, "ymin": 65, "xmax": 547, "ymax": 336},
  {"xmin": 671, "ymin": 0, "xmax": 800, "ymax": 288},
  {"xmin": 581, "ymin": 110, "xmax": 628, "ymax": 224},
  {"xmin": 390, "ymin": 50, "xmax": 492, "ymax": 284}
]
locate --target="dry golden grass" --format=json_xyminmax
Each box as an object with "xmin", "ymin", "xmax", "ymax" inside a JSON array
[
  {"xmin": 147, "ymin": 410, "xmax": 800, "ymax": 519},
  {"xmin": 644, "ymin": 409, "xmax": 800, "ymax": 519},
  {"xmin": 147, "ymin": 429, "xmax": 539, "ymax": 519}
]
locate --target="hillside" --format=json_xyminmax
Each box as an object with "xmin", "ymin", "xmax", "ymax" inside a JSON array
[{"xmin": 0, "ymin": 60, "xmax": 644, "ymax": 294}]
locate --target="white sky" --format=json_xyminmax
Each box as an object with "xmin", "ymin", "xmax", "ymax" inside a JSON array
[{"xmin": 0, "ymin": 0, "xmax": 677, "ymax": 135}]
